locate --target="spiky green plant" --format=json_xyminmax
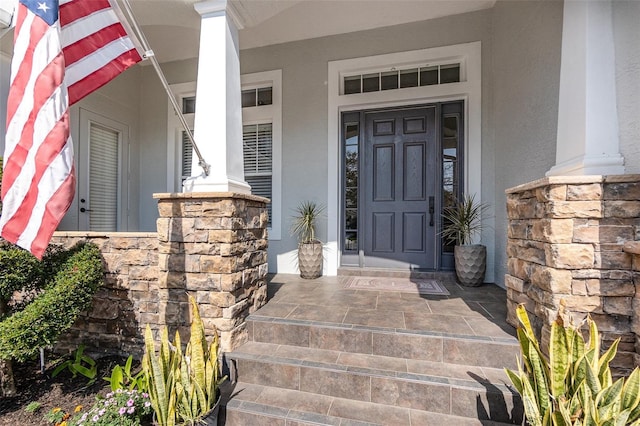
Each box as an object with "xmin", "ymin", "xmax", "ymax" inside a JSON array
[
  {"xmin": 291, "ymin": 201, "xmax": 324, "ymax": 244},
  {"xmin": 440, "ymin": 194, "xmax": 489, "ymax": 245},
  {"xmin": 506, "ymin": 304, "xmax": 640, "ymax": 426},
  {"xmin": 173, "ymin": 296, "xmax": 225, "ymax": 424},
  {"xmin": 143, "ymin": 326, "xmax": 180, "ymax": 426},
  {"xmin": 142, "ymin": 296, "xmax": 226, "ymax": 426}
]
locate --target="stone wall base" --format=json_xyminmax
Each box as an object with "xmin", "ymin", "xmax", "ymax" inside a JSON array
[
  {"xmin": 506, "ymin": 175, "xmax": 640, "ymax": 375},
  {"xmin": 50, "ymin": 192, "xmax": 268, "ymax": 357}
]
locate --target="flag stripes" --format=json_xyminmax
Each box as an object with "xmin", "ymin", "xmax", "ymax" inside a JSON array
[
  {"xmin": 1, "ymin": 0, "xmax": 142, "ymax": 258},
  {"xmin": 60, "ymin": 0, "xmax": 142, "ymax": 106}
]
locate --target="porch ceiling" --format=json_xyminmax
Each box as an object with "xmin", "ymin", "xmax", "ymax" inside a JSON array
[
  {"xmin": 129, "ymin": 0, "xmax": 496, "ymax": 63},
  {"xmin": 0, "ymin": 1, "xmax": 496, "ymax": 62}
]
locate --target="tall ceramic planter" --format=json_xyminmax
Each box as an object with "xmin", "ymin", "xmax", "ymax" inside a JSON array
[
  {"xmin": 298, "ymin": 241, "xmax": 323, "ymax": 279},
  {"xmin": 195, "ymin": 394, "xmax": 221, "ymax": 425},
  {"xmin": 454, "ymin": 244, "xmax": 486, "ymax": 287}
]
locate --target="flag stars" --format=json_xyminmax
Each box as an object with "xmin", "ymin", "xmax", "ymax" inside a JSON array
[{"xmin": 37, "ymin": 2, "xmax": 50, "ymax": 13}]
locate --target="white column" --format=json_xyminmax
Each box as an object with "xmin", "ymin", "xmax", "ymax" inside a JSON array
[
  {"xmin": 184, "ymin": 0, "xmax": 251, "ymax": 193},
  {"xmin": 547, "ymin": 0, "xmax": 624, "ymax": 176}
]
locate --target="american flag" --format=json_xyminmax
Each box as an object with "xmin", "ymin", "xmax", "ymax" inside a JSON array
[{"xmin": 1, "ymin": 0, "xmax": 142, "ymax": 258}]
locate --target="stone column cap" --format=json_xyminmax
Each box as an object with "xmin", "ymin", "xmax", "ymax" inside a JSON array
[
  {"xmin": 153, "ymin": 192, "xmax": 270, "ymax": 203},
  {"xmin": 505, "ymin": 174, "xmax": 640, "ymax": 194}
]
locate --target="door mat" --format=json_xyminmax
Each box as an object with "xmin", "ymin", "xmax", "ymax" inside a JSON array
[{"xmin": 343, "ymin": 277, "xmax": 450, "ymax": 295}]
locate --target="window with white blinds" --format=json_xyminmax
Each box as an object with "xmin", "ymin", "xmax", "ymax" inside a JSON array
[
  {"xmin": 169, "ymin": 69, "xmax": 282, "ymax": 239},
  {"xmin": 243, "ymin": 123, "xmax": 273, "ymax": 224},
  {"xmin": 181, "ymin": 131, "xmax": 193, "ymax": 181},
  {"xmin": 89, "ymin": 123, "xmax": 119, "ymax": 231}
]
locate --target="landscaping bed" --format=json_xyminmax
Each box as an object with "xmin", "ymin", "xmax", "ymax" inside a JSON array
[{"xmin": 0, "ymin": 354, "xmax": 148, "ymax": 426}]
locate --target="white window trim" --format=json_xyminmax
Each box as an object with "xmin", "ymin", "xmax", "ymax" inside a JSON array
[
  {"xmin": 327, "ymin": 41, "xmax": 483, "ymax": 278},
  {"xmin": 242, "ymin": 69, "xmax": 282, "ymax": 240},
  {"xmin": 167, "ymin": 69, "xmax": 282, "ymax": 240}
]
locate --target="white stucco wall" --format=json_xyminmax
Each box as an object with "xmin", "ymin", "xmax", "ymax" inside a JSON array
[
  {"xmin": 491, "ymin": 0, "xmax": 563, "ymax": 287},
  {"xmin": 613, "ymin": 1, "xmax": 640, "ymax": 174}
]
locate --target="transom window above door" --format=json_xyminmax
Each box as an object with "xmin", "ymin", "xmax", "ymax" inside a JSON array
[{"xmin": 343, "ymin": 62, "xmax": 461, "ymax": 95}]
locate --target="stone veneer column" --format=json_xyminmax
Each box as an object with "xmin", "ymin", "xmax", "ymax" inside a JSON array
[
  {"xmin": 624, "ymin": 242, "xmax": 640, "ymax": 367},
  {"xmin": 153, "ymin": 192, "xmax": 269, "ymax": 352},
  {"xmin": 505, "ymin": 175, "xmax": 640, "ymax": 374}
]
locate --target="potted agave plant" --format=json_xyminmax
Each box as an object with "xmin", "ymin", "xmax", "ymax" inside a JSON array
[
  {"xmin": 143, "ymin": 295, "xmax": 226, "ymax": 426},
  {"xmin": 291, "ymin": 201, "xmax": 324, "ymax": 279},
  {"xmin": 441, "ymin": 194, "xmax": 489, "ymax": 287}
]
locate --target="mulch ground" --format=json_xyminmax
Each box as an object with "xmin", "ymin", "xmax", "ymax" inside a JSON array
[{"xmin": 0, "ymin": 355, "xmax": 136, "ymax": 425}]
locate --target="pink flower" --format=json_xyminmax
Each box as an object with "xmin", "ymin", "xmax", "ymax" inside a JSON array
[
  {"xmin": 127, "ymin": 406, "xmax": 135, "ymax": 414},
  {"xmin": 119, "ymin": 407, "xmax": 127, "ymax": 416},
  {"xmin": 127, "ymin": 399, "xmax": 134, "ymax": 407}
]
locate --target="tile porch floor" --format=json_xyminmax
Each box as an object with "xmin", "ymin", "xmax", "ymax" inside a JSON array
[{"xmin": 256, "ymin": 273, "xmax": 516, "ymax": 342}]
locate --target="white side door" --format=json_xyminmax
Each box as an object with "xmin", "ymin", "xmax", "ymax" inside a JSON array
[{"xmin": 77, "ymin": 109, "xmax": 129, "ymax": 231}]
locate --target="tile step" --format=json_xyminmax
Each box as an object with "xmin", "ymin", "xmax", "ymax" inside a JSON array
[
  {"xmin": 222, "ymin": 381, "xmax": 520, "ymax": 426},
  {"xmin": 226, "ymin": 342, "xmax": 523, "ymax": 423},
  {"xmin": 247, "ymin": 316, "xmax": 519, "ymax": 370},
  {"xmin": 337, "ymin": 267, "xmax": 457, "ymax": 280}
]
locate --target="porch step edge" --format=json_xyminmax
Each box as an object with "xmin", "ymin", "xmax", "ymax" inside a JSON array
[
  {"xmin": 223, "ymin": 382, "xmax": 520, "ymax": 426},
  {"xmin": 226, "ymin": 348, "xmax": 517, "ymax": 395},
  {"xmin": 337, "ymin": 267, "xmax": 456, "ymax": 280},
  {"xmin": 248, "ymin": 314, "xmax": 518, "ymax": 345}
]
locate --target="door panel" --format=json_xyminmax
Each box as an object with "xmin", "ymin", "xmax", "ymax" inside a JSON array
[{"xmin": 363, "ymin": 107, "xmax": 437, "ymax": 269}]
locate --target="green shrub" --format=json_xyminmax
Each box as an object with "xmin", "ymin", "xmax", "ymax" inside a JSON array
[
  {"xmin": 506, "ymin": 304, "xmax": 640, "ymax": 426},
  {"xmin": 0, "ymin": 242, "xmax": 104, "ymax": 361},
  {"xmin": 0, "ymin": 242, "xmax": 45, "ymax": 303}
]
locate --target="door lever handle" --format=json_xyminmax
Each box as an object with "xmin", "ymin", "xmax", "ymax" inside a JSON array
[
  {"xmin": 80, "ymin": 208, "xmax": 93, "ymax": 213},
  {"xmin": 428, "ymin": 196, "xmax": 435, "ymax": 227}
]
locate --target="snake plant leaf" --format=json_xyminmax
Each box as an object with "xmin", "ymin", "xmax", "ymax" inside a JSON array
[
  {"xmin": 188, "ymin": 295, "xmax": 207, "ymax": 400},
  {"xmin": 527, "ymin": 341, "xmax": 550, "ymax": 414},
  {"xmin": 516, "ymin": 305, "xmax": 538, "ymax": 345},
  {"xmin": 554, "ymin": 397, "xmax": 573, "ymax": 426},
  {"xmin": 167, "ymin": 381, "xmax": 177, "ymax": 426},
  {"xmin": 160, "ymin": 327, "xmax": 170, "ymax": 378},
  {"xmin": 597, "ymin": 377, "xmax": 623, "ymax": 409},
  {"xmin": 585, "ymin": 358, "xmax": 602, "ymax": 397},
  {"xmin": 589, "ymin": 318, "xmax": 600, "ymax": 369},
  {"xmin": 517, "ymin": 327, "xmax": 534, "ymax": 373},
  {"xmin": 521, "ymin": 373, "xmax": 543, "ymax": 426},
  {"xmin": 550, "ymin": 317, "xmax": 570, "ymax": 398},
  {"xmin": 582, "ymin": 393, "xmax": 598, "ymax": 426},
  {"xmin": 598, "ymin": 339, "xmax": 620, "ymax": 387},
  {"xmin": 505, "ymin": 367, "xmax": 523, "ymax": 394},
  {"xmin": 567, "ymin": 325, "xmax": 585, "ymax": 370},
  {"xmin": 144, "ymin": 325, "xmax": 169, "ymax": 426},
  {"xmin": 614, "ymin": 410, "xmax": 632, "ymax": 426},
  {"xmin": 622, "ymin": 369, "xmax": 640, "ymax": 411},
  {"xmin": 572, "ymin": 354, "xmax": 591, "ymax": 400}
]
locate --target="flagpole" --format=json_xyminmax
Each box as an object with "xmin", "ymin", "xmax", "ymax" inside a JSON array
[{"xmin": 118, "ymin": 0, "xmax": 211, "ymax": 178}]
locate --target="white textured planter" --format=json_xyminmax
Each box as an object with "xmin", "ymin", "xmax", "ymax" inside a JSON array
[
  {"xmin": 454, "ymin": 244, "xmax": 486, "ymax": 287},
  {"xmin": 298, "ymin": 241, "xmax": 323, "ymax": 279}
]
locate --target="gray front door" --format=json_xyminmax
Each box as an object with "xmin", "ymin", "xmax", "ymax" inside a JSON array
[{"xmin": 363, "ymin": 107, "xmax": 437, "ymax": 269}]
